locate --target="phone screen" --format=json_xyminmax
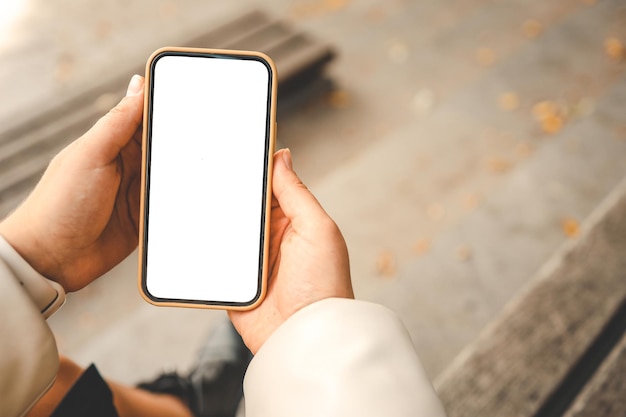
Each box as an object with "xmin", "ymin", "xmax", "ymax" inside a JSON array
[{"xmin": 140, "ymin": 49, "xmax": 275, "ymax": 308}]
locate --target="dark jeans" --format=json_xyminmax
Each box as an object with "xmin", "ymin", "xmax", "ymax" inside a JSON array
[{"xmin": 50, "ymin": 364, "xmax": 118, "ymax": 417}]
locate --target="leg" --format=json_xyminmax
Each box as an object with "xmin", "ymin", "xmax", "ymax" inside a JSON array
[{"xmin": 26, "ymin": 356, "xmax": 193, "ymax": 417}]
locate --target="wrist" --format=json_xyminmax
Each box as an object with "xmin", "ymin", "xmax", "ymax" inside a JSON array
[
  {"xmin": 0, "ymin": 234, "xmax": 66, "ymax": 318},
  {"xmin": 0, "ymin": 217, "xmax": 65, "ymax": 291}
]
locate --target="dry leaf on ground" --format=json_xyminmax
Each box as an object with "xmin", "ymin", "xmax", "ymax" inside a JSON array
[
  {"xmin": 541, "ymin": 115, "xmax": 564, "ymax": 134},
  {"xmin": 376, "ymin": 251, "xmax": 397, "ymax": 278},
  {"xmin": 532, "ymin": 100, "xmax": 558, "ymax": 120},
  {"xmin": 522, "ymin": 19, "xmax": 543, "ymax": 39},
  {"xmin": 327, "ymin": 90, "xmax": 351, "ymax": 108},
  {"xmin": 325, "ymin": 0, "xmax": 350, "ymax": 12},
  {"xmin": 605, "ymin": 37, "xmax": 624, "ymax": 60},
  {"xmin": 388, "ymin": 40, "xmax": 410, "ymax": 64},
  {"xmin": 486, "ymin": 157, "xmax": 513, "ymax": 174},
  {"xmin": 456, "ymin": 245, "xmax": 473, "ymax": 262},
  {"xmin": 532, "ymin": 100, "xmax": 566, "ymax": 134},
  {"xmin": 476, "ymin": 47, "xmax": 497, "ymax": 67},
  {"xmin": 412, "ymin": 239, "xmax": 431, "ymax": 256},
  {"xmin": 159, "ymin": 2, "xmax": 179, "ymax": 18},
  {"xmin": 55, "ymin": 53, "xmax": 74, "ymax": 83},
  {"xmin": 462, "ymin": 193, "xmax": 480, "ymax": 210},
  {"xmin": 291, "ymin": 0, "xmax": 350, "ymax": 19},
  {"xmin": 427, "ymin": 203, "xmax": 446, "ymax": 221},
  {"xmin": 95, "ymin": 20, "xmax": 112, "ymax": 40},
  {"xmin": 498, "ymin": 92, "xmax": 519, "ymax": 111},
  {"xmin": 561, "ymin": 217, "xmax": 580, "ymax": 238},
  {"xmin": 365, "ymin": 7, "xmax": 385, "ymax": 22}
]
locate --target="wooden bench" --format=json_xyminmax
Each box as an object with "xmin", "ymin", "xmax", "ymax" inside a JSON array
[
  {"xmin": 0, "ymin": 9, "xmax": 335, "ymax": 218},
  {"xmin": 435, "ymin": 177, "xmax": 626, "ymax": 417}
]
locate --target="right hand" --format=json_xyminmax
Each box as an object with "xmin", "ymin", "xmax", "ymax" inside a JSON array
[{"xmin": 229, "ymin": 149, "xmax": 354, "ymax": 354}]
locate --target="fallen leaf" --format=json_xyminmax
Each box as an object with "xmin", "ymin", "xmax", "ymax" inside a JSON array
[
  {"xmin": 462, "ymin": 193, "xmax": 480, "ymax": 211},
  {"xmin": 324, "ymin": 0, "xmax": 350, "ymax": 12},
  {"xmin": 532, "ymin": 100, "xmax": 565, "ymax": 134},
  {"xmin": 412, "ymin": 238, "xmax": 431, "ymax": 256},
  {"xmin": 498, "ymin": 92, "xmax": 519, "ymax": 111},
  {"xmin": 476, "ymin": 47, "xmax": 497, "ymax": 67},
  {"xmin": 486, "ymin": 157, "xmax": 512, "ymax": 173},
  {"xmin": 376, "ymin": 251, "xmax": 397, "ymax": 278},
  {"xmin": 522, "ymin": 19, "xmax": 543, "ymax": 39},
  {"xmin": 289, "ymin": 4, "xmax": 314, "ymax": 19},
  {"xmin": 532, "ymin": 100, "xmax": 558, "ymax": 121},
  {"xmin": 55, "ymin": 53, "xmax": 74, "ymax": 83},
  {"xmin": 605, "ymin": 37, "xmax": 624, "ymax": 60},
  {"xmin": 561, "ymin": 217, "xmax": 580, "ymax": 238},
  {"xmin": 291, "ymin": 0, "xmax": 350, "ymax": 18},
  {"xmin": 95, "ymin": 20, "xmax": 112, "ymax": 40},
  {"xmin": 327, "ymin": 90, "xmax": 351, "ymax": 108},
  {"xmin": 427, "ymin": 203, "xmax": 446, "ymax": 221},
  {"xmin": 541, "ymin": 115, "xmax": 564, "ymax": 134},
  {"xmin": 365, "ymin": 7, "xmax": 385, "ymax": 22},
  {"xmin": 388, "ymin": 40, "xmax": 410, "ymax": 64},
  {"xmin": 456, "ymin": 245, "xmax": 473, "ymax": 262},
  {"xmin": 159, "ymin": 1, "xmax": 179, "ymax": 18}
]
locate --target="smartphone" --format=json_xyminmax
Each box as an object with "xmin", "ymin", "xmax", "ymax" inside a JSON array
[{"xmin": 138, "ymin": 47, "xmax": 277, "ymax": 310}]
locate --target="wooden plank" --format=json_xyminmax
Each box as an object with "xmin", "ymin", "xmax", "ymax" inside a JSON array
[
  {"xmin": 563, "ymin": 332, "xmax": 626, "ymax": 417},
  {"xmin": 434, "ymin": 177, "xmax": 626, "ymax": 417}
]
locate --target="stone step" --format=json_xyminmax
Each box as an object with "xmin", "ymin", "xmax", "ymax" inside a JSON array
[
  {"xmin": 434, "ymin": 175, "xmax": 626, "ymax": 417},
  {"xmin": 563, "ymin": 331, "xmax": 626, "ymax": 417}
]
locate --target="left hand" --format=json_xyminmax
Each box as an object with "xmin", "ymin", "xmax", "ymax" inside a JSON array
[{"xmin": 0, "ymin": 75, "xmax": 145, "ymax": 292}]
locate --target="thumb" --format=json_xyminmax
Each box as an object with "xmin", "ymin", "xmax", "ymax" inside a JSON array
[
  {"xmin": 272, "ymin": 149, "xmax": 330, "ymax": 230},
  {"xmin": 81, "ymin": 75, "xmax": 144, "ymax": 164}
]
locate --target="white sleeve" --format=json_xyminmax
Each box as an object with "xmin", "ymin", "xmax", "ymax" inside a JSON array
[
  {"xmin": 0, "ymin": 238, "xmax": 62, "ymax": 417},
  {"xmin": 0, "ymin": 237, "xmax": 65, "ymax": 318},
  {"xmin": 243, "ymin": 298, "xmax": 448, "ymax": 417},
  {"xmin": 0, "ymin": 258, "xmax": 59, "ymax": 417}
]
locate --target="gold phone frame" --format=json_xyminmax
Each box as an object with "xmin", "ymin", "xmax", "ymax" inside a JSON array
[{"xmin": 138, "ymin": 47, "xmax": 277, "ymax": 310}]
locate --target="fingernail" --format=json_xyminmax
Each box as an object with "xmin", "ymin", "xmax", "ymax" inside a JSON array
[
  {"xmin": 282, "ymin": 148, "xmax": 293, "ymax": 170},
  {"xmin": 126, "ymin": 75, "xmax": 143, "ymax": 96}
]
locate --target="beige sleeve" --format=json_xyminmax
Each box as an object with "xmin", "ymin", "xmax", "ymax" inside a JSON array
[
  {"xmin": 243, "ymin": 298, "xmax": 448, "ymax": 417},
  {"xmin": 0, "ymin": 248, "xmax": 60, "ymax": 417},
  {"xmin": 0, "ymin": 237, "xmax": 65, "ymax": 318}
]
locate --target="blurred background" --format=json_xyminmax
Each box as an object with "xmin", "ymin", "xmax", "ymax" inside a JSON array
[{"xmin": 1, "ymin": 0, "xmax": 626, "ymax": 414}]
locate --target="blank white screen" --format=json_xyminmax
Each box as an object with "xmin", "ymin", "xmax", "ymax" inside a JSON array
[{"xmin": 145, "ymin": 54, "xmax": 270, "ymax": 304}]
